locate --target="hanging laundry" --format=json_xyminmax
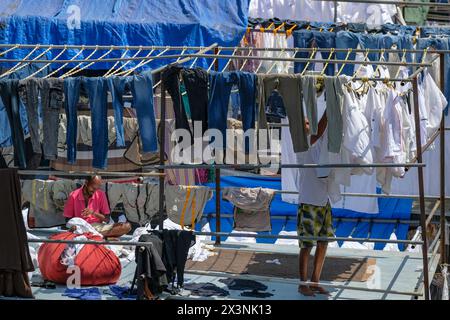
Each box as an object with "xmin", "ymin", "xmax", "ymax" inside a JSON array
[
  {"xmin": 0, "ymin": 79, "xmax": 28, "ymax": 168},
  {"xmin": 258, "ymin": 74, "xmax": 308, "ymax": 153},
  {"xmin": 162, "ymin": 65, "xmax": 209, "ymax": 140},
  {"xmin": 134, "ymin": 233, "xmax": 168, "ymax": 299},
  {"xmin": 122, "ymin": 183, "xmax": 159, "ymax": 226},
  {"xmin": 223, "ymin": 187, "xmax": 275, "ymax": 232},
  {"xmin": 0, "ymin": 169, "xmax": 34, "ymax": 298},
  {"xmin": 21, "ymin": 179, "xmax": 66, "ymax": 228},
  {"xmin": 208, "ymin": 71, "xmax": 257, "ymax": 150},
  {"xmin": 165, "ymin": 185, "xmax": 213, "ymax": 228},
  {"xmin": 147, "ymin": 229, "xmax": 196, "ymax": 288}
]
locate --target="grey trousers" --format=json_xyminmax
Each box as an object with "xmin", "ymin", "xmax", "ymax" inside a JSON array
[
  {"xmin": 324, "ymin": 76, "xmax": 345, "ymax": 153},
  {"xmin": 258, "ymin": 74, "xmax": 309, "ymax": 153}
]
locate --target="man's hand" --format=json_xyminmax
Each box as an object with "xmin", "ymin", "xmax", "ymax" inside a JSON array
[{"xmin": 81, "ymin": 208, "xmax": 94, "ymax": 217}]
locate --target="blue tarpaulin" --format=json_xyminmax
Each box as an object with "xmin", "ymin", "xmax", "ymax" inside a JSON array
[
  {"xmin": 201, "ymin": 176, "xmax": 413, "ymax": 250},
  {"xmin": 0, "ymin": 0, "xmax": 250, "ymax": 69}
]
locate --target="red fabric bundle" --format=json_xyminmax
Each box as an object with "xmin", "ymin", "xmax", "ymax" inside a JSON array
[{"xmin": 38, "ymin": 232, "xmax": 121, "ymax": 286}]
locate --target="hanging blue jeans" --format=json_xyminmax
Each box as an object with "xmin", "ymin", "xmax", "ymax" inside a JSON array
[
  {"xmin": 335, "ymin": 31, "xmax": 361, "ymax": 76},
  {"xmin": 106, "ymin": 77, "xmax": 127, "ymax": 147},
  {"xmin": 64, "ymin": 77, "xmax": 81, "ymax": 165},
  {"xmin": 0, "ymin": 79, "xmax": 27, "ymax": 168},
  {"xmin": 293, "ymin": 30, "xmax": 336, "ymax": 76},
  {"xmin": 208, "ymin": 71, "xmax": 257, "ymax": 150},
  {"xmin": 129, "ymin": 73, "xmax": 158, "ymax": 153},
  {"xmin": 417, "ymin": 37, "xmax": 450, "ymax": 114},
  {"xmin": 83, "ymin": 77, "xmax": 109, "ymax": 169}
]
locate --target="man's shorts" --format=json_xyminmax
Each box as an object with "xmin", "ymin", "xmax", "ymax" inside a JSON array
[{"xmin": 297, "ymin": 202, "xmax": 335, "ymax": 248}]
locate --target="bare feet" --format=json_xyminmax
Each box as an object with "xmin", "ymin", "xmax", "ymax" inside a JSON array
[
  {"xmin": 310, "ymin": 285, "xmax": 331, "ymax": 296},
  {"xmin": 298, "ymin": 285, "xmax": 315, "ymax": 297}
]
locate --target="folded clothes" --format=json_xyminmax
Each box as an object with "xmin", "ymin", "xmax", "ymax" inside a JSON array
[{"xmin": 62, "ymin": 287, "xmax": 102, "ymax": 300}]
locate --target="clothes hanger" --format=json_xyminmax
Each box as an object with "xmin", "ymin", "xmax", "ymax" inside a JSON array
[
  {"xmin": 2, "ymin": 45, "xmax": 53, "ymax": 79},
  {"xmin": 0, "ymin": 44, "xmax": 43, "ymax": 79},
  {"xmin": 222, "ymin": 48, "xmax": 238, "ymax": 72},
  {"xmin": 347, "ymin": 49, "xmax": 370, "ymax": 93},
  {"xmin": 320, "ymin": 48, "xmax": 335, "ymax": 76},
  {"xmin": 285, "ymin": 24, "xmax": 297, "ymax": 38},
  {"xmin": 273, "ymin": 22, "xmax": 285, "ymax": 35},
  {"xmin": 336, "ymin": 48, "xmax": 352, "ymax": 77},
  {"xmin": 62, "ymin": 46, "xmax": 114, "ymax": 79},
  {"xmin": 239, "ymin": 48, "xmax": 254, "ymax": 71},
  {"xmin": 59, "ymin": 45, "xmax": 99, "ymax": 79},
  {"xmin": 25, "ymin": 45, "xmax": 67, "ymax": 80},
  {"xmin": 300, "ymin": 47, "xmax": 318, "ymax": 76},
  {"xmin": 207, "ymin": 48, "xmax": 222, "ymax": 72},
  {"xmin": 0, "ymin": 44, "xmax": 20, "ymax": 58},
  {"xmin": 44, "ymin": 46, "xmax": 85, "ymax": 79},
  {"xmin": 108, "ymin": 46, "xmax": 145, "ymax": 77},
  {"xmin": 394, "ymin": 48, "xmax": 407, "ymax": 79},
  {"xmin": 103, "ymin": 46, "xmax": 130, "ymax": 77},
  {"xmin": 121, "ymin": 46, "xmax": 169, "ymax": 77}
]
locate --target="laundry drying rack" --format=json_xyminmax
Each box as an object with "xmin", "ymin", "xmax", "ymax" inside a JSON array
[{"xmin": 0, "ymin": 41, "xmax": 447, "ymax": 300}]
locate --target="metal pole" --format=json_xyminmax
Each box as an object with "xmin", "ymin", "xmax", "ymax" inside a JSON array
[
  {"xmin": 159, "ymin": 76, "xmax": 166, "ymax": 231},
  {"xmin": 194, "ymin": 232, "xmax": 424, "ymax": 244},
  {"xmin": 439, "ymin": 52, "xmax": 447, "ymax": 265},
  {"xmin": 213, "ymin": 47, "xmax": 221, "ymax": 246},
  {"xmin": 412, "ymin": 76, "xmax": 430, "ymax": 300}
]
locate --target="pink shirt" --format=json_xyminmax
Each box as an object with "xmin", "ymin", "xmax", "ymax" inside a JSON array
[{"xmin": 63, "ymin": 187, "xmax": 110, "ymax": 224}]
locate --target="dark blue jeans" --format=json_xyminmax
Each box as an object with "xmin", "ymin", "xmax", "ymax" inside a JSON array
[
  {"xmin": 208, "ymin": 71, "xmax": 257, "ymax": 149},
  {"xmin": 64, "ymin": 77, "xmax": 81, "ymax": 165},
  {"xmin": 107, "ymin": 77, "xmax": 127, "ymax": 147},
  {"xmin": 0, "ymin": 79, "xmax": 27, "ymax": 168},
  {"xmin": 129, "ymin": 73, "xmax": 158, "ymax": 153},
  {"xmin": 83, "ymin": 77, "xmax": 109, "ymax": 169},
  {"xmin": 293, "ymin": 30, "xmax": 336, "ymax": 76}
]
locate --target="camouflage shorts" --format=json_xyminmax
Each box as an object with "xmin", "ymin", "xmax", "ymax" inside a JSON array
[{"xmin": 297, "ymin": 202, "xmax": 335, "ymax": 248}]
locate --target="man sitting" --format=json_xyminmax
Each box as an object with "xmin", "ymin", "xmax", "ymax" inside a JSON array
[{"xmin": 64, "ymin": 175, "xmax": 131, "ymax": 238}]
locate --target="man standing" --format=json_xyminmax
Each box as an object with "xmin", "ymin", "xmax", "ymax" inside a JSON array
[
  {"xmin": 64, "ymin": 175, "xmax": 131, "ymax": 238},
  {"xmin": 297, "ymin": 114, "xmax": 334, "ymax": 297}
]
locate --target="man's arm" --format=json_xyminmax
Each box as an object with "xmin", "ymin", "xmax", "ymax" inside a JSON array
[{"xmin": 310, "ymin": 113, "xmax": 328, "ymax": 146}]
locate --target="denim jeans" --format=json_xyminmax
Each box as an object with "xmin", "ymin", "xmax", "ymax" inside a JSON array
[
  {"xmin": 335, "ymin": 31, "xmax": 361, "ymax": 76},
  {"xmin": 208, "ymin": 71, "xmax": 257, "ymax": 149},
  {"xmin": 293, "ymin": 30, "xmax": 336, "ymax": 76},
  {"xmin": 335, "ymin": 32, "xmax": 414, "ymax": 75},
  {"xmin": 82, "ymin": 77, "xmax": 109, "ymax": 169},
  {"xmin": 420, "ymin": 27, "xmax": 450, "ymax": 38},
  {"xmin": 64, "ymin": 77, "xmax": 82, "ymax": 164},
  {"xmin": 417, "ymin": 37, "xmax": 450, "ymax": 114},
  {"xmin": 381, "ymin": 23, "xmax": 416, "ymax": 36},
  {"xmin": 107, "ymin": 77, "xmax": 127, "ymax": 147},
  {"xmin": 18, "ymin": 78, "xmax": 41, "ymax": 155},
  {"xmin": 129, "ymin": 73, "xmax": 158, "ymax": 153},
  {"xmin": 40, "ymin": 78, "xmax": 64, "ymax": 161},
  {"xmin": 0, "ymin": 79, "xmax": 27, "ymax": 168}
]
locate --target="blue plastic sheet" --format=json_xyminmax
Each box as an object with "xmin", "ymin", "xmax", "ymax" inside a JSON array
[
  {"xmin": 202, "ymin": 176, "xmax": 412, "ymax": 250},
  {"xmin": 0, "ymin": 0, "xmax": 250, "ymax": 70}
]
